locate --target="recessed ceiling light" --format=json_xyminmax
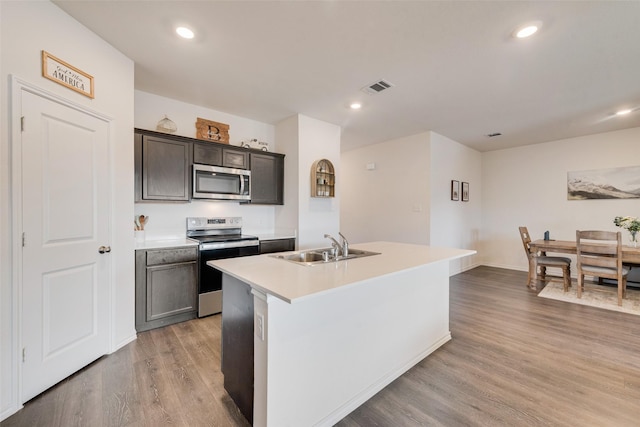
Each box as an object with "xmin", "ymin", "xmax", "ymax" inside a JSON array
[
  {"xmin": 514, "ymin": 21, "xmax": 542, "ymax": 39},
  {"xmin": 176, "ymin": 26, "xmax": 194, "ymax": 39},
  {"xmin": 616, "ymin": 109, "xmax": 632, "ymax": 116},
  {"xmin": 350, "ymin": 103, "xmax": 362, "ymax": 110}
]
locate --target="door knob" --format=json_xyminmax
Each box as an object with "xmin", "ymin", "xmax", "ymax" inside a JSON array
[{"xmin": 98, "ymin": 245, "xmax": 111, "ymax": 254}]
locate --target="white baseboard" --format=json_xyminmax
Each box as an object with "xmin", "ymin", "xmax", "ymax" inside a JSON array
[
  {"xmin": 111, "ymin": 331, "xmax": 137, "ymax": 353},
  {"xmin": 1, "ymin": 404, "xmax": 23, "ymax": 423}
]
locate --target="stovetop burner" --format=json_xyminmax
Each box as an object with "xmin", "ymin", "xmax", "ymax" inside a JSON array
[{"xmin": 186, "ymin": 217, "xmax": 259, "ymax": 249}]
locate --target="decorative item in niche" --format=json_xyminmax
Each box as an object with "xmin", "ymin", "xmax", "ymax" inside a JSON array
[
  {"xmin": 567, "ymin": 165, "xmax": 640, "ymax": 200},
  {"xmin": 462, "ymin": 182, "xmax": 469, "ymax": 202},
  {"xmin": 195, "ymin": 117, "xmax": 230, "ymax": 143},
  {"xmin": 156, "ymin": 115, "xmax": 177, "ymax": 133},
  {"xmin": 451, "ymin": 180, "xmax": 459, "ymax": 201},
  {"xmin": 41, "ymin": 50, "xmax": 94, "ymax": 99}
]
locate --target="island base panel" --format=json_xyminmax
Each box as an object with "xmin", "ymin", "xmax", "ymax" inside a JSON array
[
  {"xmin": 221, "ymin": 275, "xmax": 254, "ymax": 424},
  {"xmin": 251, "ymin": 261, "xmax": 451, "ymax": 426}
]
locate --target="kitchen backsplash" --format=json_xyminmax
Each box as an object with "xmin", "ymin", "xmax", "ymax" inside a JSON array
[{"xmin": 134, "ymin": 200, "xmax": 279, "ymax": 240}]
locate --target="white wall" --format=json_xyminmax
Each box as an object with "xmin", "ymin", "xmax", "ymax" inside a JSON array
[
  {"xmin": 134, "ymin": 90, "xmax": 280, "ymax": 237},
  {"xmin": 275, "ymin": 115, "xmax": 341, "ymax": 250},
  {"xmin": 274, "ymin": 115, "xmax": 300, "ymax": 240},
  {"xmin": 1, "ymin": 1, "xmax": 134, "ymax": 419},
  {"xmin": 430, "ymin": 132, "xmax": 482, "ymax": 274},
  {"xmin": 481, "ymin": 127, "xmax": 640, "ymax": 271},
  {"xmin": 135, "ymin": 90, "xmax": 275, "ymax": 149},
  {"xmin": 341, "ymin": 133, "xmax": 431, "ymax": 245},
  {"xmin": 297, "ymin": 115, "xmax": 341, "ymax": 249},
  {"xmin": 340, "ymin": 131, "xmax": 481, "ymax": 274}
]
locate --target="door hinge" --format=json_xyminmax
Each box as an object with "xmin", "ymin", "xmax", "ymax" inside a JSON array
[
  {"xmin": 21, "ymin": 116, "xmax": 25, "ymax": 132},
  {"xmin": 22, "ymin": 232, "xmax": 26, "ymax": 247},
  {"xmin": 22, "ymin": 347, "xmax": 26, "ymax": 363}
]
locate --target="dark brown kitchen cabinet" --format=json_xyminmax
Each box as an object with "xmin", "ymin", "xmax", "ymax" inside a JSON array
[
  {"xmin": 194, "ymin": 142, "xmax": 248, "ymax": 169},
  {"xmin": 223, "ymin": 148, "xmax": 248, "ymax": 169},
  {"xmin": 247, "ymin": 152, "xmax": 284, "ymax": 205},
  {"xmin": 135, "ymin": 247, "xmax": 198, "ymax": 332},
  {"xmin": 135, "ymin": 128, "xmax": 282, "ymax": 203},
  {"xmin": 135, "ymin": 131, "xmax": 191, "ymax": 202},
  {"xmin": 259, "ymin": 238, "xmax": 295, "ymax": 254},
  {"xmin": 193, "ymin": 142, "xmax": 222, "ymax": 166}
]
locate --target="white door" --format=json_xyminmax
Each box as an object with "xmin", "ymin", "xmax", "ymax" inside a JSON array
[{"xmin": 20, "ymin": 90, "xmax": 111, "ymax": 402}]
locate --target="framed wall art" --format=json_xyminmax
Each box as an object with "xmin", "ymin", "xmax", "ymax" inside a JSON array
[
  {"xmin": 567, "ymin": 165, "xmax": 640, "ymax": 200},
  {"xmin": 451, "ymin": 180, "xmax": 459, "ymax": 201},
  {"xmin": 462, "ymin": 182, "xmax": 469, "ymax": 202},
  {"xmin": 41, "ymin": 51, "xmax": 94, "ymax": 98}
]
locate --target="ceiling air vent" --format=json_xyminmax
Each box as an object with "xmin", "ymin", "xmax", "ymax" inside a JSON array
[{"xmin": 361, "ymin": 79, "xmax": 394, "ymax": 95}]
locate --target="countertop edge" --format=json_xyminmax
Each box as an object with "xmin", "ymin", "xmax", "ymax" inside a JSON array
[
  {"xmin": 134, "ymin": 238, "xmax": 199, "ymax": 250},
  {"xmin": 210, "ymin": 242, "xmax": 476, "ymax": 304}
]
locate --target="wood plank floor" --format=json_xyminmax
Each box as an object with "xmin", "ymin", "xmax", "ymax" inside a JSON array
[{"xmin": 3, "ymin": 266, "xmax": 640, "ymax": 426}]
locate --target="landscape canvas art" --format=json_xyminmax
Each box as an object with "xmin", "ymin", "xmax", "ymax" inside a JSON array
[{"xmin": 567, "ymin": 165, "xmax": 640, "ymax": 200}]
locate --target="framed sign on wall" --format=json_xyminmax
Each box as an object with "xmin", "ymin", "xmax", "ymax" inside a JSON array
[
  {"xmin": 195, "ymin": 117, "xmax": 230, "ymax": 144},
  {"xmin": 41, "ymin": 51, "xmax": 94, "ymax": 99}
]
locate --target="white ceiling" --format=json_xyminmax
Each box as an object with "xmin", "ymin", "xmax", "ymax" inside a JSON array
[{"xmin": 53, "ymin": 1, "xmax": 640, "ymax": 152}]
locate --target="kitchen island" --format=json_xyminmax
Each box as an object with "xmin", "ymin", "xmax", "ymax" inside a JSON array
[{"xmin": 209, "ymin": 241, "xmax": 475, "ymax": 427}]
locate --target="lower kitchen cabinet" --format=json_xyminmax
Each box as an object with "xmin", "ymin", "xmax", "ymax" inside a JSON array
[
  {"xmin": 259, "ymin": 238, "xmax": 295, "ymax": 254},
  {"xmin": 135, "ymin": 247, "xmax": 198, "ymax": 332}
]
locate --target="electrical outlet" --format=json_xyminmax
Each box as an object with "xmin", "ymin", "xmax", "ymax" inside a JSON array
[{"xmin": 256, "ymin": 313, "xmax": 265, "ymax": 341}]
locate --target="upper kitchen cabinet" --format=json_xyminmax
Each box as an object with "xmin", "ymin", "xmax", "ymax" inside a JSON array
[
  {"xmin": 135, "ymin": 128, "xmax": 282, "ymax": 204},
  {"xmin": 194, "ymin": 142, "xmax": 249, "ymax": 170},
  {"xmin": 135, "ymin": 129, "xmax": 191, "ymax": 202},
  {"xmin": 223, "ymin": 148, "xmax": 249, "ymax": 169},
  {"xmin": 246, "ymin": 152, "xmax": 284, "ymax": 205},
  {"xmin": 193, "ymin": 142, "xmax": 222, "ymax": 166}
]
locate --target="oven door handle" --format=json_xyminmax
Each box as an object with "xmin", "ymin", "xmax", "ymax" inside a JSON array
[{"xmin": 200, "ymin": 240, "xmax": 259, "ymax": 251}]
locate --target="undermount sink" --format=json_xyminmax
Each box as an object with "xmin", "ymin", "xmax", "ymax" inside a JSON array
[
  {"xmin": 280, "ymin": 251, "xmax": 326, "ymax": 263},
  {"xmin": 271, "ymin": 248, "xmax": 380, "ymax": 266}
]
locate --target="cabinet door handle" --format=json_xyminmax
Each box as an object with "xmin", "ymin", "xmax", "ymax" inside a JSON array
[{"xmin": 98, "ymin": 245, "xmax": 111, "ymax": 254}]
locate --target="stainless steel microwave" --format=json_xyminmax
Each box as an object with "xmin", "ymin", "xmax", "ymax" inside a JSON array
[{"xmin": 193, "ymin": 164, "xmax": 251, "ymax": 200}]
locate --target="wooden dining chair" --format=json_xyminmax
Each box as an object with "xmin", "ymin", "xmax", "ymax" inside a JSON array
[
  {"xmin": 576, "ymin": 230, "xmax": 629, "ymax": 306},
  {"xmin": 519, "ymin": 227, "xmax": 572, "ymax": 291}
]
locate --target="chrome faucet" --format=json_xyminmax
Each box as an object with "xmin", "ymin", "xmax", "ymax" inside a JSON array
[
  {"xmin": 324, "ymin": 232, "xmax": 350, "ymax": 258},
  {"xmin": 324, "ymin": 234, "xmax": 342, "ymax": 257},
  {"xmin": 339, "ymin": 232, "xmax": 349, "ymax": 257}
]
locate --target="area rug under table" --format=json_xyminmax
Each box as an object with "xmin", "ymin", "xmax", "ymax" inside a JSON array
[{"xmin": 538, "ymin": 281, "xmax": 640, "ymax": 316}]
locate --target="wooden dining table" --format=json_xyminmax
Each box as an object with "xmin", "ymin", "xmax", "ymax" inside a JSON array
[{"xmin": 530, "ymin": 239, "xmax": 640, "ymax": 264}]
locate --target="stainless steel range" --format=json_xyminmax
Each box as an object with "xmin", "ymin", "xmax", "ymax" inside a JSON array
[{"xmin": 187, "ymin": 217, "xmax": 259, "ymax": 317}]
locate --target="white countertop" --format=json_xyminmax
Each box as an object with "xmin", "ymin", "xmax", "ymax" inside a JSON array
[
  {"xmin": 209, "ymin": 241, "xmax": 476, "ymax": 303},
  {"xmin": 134, "ymin": 238, "xmax": 199, "ymax": 251}
]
